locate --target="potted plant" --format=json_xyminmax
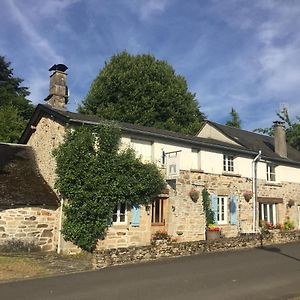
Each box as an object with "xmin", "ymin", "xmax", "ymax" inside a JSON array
[
  {"xmin": 206, "ymin": 224, "xmax": 221, "ymax": 240},
  {"xmin": 189, "ymin": 188, "xmax": 200, "ymax": 202},
  {"xmin": 243, "ymin": 191, "xmax": 253, "ymax": 202},
  {"xmin": 202, "ymin": 189, "xmax": 221, "ymax": 240}
]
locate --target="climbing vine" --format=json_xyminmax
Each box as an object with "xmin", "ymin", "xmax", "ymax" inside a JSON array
[
  {"xmin": 202, "ymin": 188, "xmax": 214, "ymax": 226},
  {"xmin": 54, "ymin": 123, "xmax": 165, "ymax": 251}
]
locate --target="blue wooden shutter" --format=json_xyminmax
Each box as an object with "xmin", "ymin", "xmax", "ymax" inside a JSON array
[
  {"xmin": 131, "ymin": 204, "xmax": 140, "ymax": 227},
  {"xmin": 230, "ymin": 194, "xmax": 237, "ymax": 225},
  {"xmin": 107, "ymin": 218, "xmax": 112, "ymax": 227},
  {"xmin": 210, "ymin": 194, "xmax": 218, "ymax": 223}
]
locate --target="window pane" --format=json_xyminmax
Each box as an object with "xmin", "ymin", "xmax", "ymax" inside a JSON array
[
  {"xmin": 155, "ymin": 199, "xmax": 160, "ymax": 223},
  {"xmin": 263, "ymin": 204, "xmax": 268, "ymax": 220},
  {"xmin": 269, "ymin": 204, "xmax": 274, "ymax": 224}
]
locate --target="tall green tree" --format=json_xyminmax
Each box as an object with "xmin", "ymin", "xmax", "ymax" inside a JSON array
[
  {"xmin": 79, "ymin": 51, "xmax": 205, "ymax": 135},
  {"xmin": 226, "ymin": 108, "xmax": 241, "ymax": 128},
  {"xmin": 254, "ymin": 108, "xmax": 300, "ymax": 151},
  {"xmin": 54, "ymin": 123, "xmax": 165, "ymax": 251},
  {"xmin": 0, "ymin": 56, "xmax": 34, "ymax": 143}
]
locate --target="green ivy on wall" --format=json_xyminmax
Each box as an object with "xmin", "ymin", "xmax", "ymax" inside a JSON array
[{"xmin": 54, "ymin": 123, "xmax": 165, "ymax": 252}]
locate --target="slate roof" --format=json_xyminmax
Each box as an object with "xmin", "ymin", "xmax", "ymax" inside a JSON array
[
  {"xmin": 206, "ymin": 121, "xmax": 300, "ymax": 164},
  {"xmin": 19, "ymin": 104, "xmax": 300, "ymax": 166},
  {"xmin": 0, "ymin": 143, "xmax": 59, "ymax": 207}
]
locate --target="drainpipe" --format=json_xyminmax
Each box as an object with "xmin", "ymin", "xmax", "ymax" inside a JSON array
[
  {"xmin": 252, "ymin": 150, "xmax": 262, "ymax": 233},
  {"xmin": 57, "ymin": 197, "xmax": 64, "ymax": 254}
]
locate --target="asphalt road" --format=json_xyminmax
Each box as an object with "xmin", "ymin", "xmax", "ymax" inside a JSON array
[{"xmin": 1, "ymin": 242, "xmax": 300, "ymax": 300}]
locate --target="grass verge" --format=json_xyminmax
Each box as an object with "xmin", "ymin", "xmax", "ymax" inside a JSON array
[{"xmin": 0, "ymin": 256, "xmax": 49, "ymax": 281}]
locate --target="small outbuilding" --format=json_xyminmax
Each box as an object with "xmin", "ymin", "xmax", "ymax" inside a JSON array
[{"xmin": 0, "ymin": 143, "xmax": 59, "ymax": 251}]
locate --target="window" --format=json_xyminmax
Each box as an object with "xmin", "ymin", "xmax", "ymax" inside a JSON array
[
  {"xmin": 217, "ymin": 196, "xmax": 228, "ymax": 225},
  {"xmin": 266, "ymin": 163, "xmax": 276, "ymax": 182},
  {"xmin": 223, "ymin": 155, "xmax": 234, "ymax": 172},
  {"xmin": 259, "ymin": 203, "xmax": 277, "ymax": 225},
  {"xmin": 151, "ymin": 198, "xmax": 165, "ymax": 225},
  {"xmin": 112, "ymin": 203, "xmax": 127, "ymax": 224}
]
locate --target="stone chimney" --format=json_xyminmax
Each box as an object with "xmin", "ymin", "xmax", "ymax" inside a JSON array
[
  {"xmin": 44, "ymin": 64, "xmax": 69, "ymax": 110},
  {"xmin": 273, "ymin": 121, "xmax": 287, "ymax": 158}
]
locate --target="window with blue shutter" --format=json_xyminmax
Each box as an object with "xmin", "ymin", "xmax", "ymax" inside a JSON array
[
  {"xmin": 131, "ymin": 204, "xmax": 140, "ymax": 227},
  {"xmin": 210, "ymin": 194, "xmax": 218, "ymax": 223},
  {"xmin": 230, "ymin": 194, "xmax": 237, "ymax": 225}
]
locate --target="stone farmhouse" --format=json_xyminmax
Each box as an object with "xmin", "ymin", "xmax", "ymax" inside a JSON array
[{"xmin": 1, "ymin": 64, "xmax": 300, "ymax": 252}]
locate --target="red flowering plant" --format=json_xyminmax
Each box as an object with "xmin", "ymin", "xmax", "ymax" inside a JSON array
[
  {"xmin": 260, "ymin": 220, "xmax": 275, "ymax": 230},
  {"xmin": 207, "ymin": 224, "xmax": 221, "ymax": 232}
]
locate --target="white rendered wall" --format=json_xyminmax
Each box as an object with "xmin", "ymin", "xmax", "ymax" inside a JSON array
[{"xmin": 121, "ymin": 135, "xmax": 300, "ymax": 184}]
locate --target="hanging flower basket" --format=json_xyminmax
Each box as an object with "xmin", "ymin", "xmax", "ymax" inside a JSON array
[
  {"xmin": 243, "ymin": 191, "xmax": 253, "ymax": 202},
  {"xmin": 189, "ymin": 188, "xmax": 200, "ymax": 202}
]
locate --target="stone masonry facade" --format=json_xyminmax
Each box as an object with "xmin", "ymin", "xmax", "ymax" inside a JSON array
[
  {"xmin": 28, "ymin": 114, "xmax": 66, "ymax": 189},
  {"xmin": 0, "ymin": 207, "xmax": 59, "ymax": 251},
  {"xmin": 26, "ymin": 115, "xmax": 300, "ymax": 252}
]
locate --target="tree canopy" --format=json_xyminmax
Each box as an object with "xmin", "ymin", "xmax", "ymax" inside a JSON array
[
  {"xmin": 0, "ymin": 56, "xmax": 34, "ymax": 143},
  {"xmin": 255, "ymin": 108, "xmax": 300, "ymax": 151},
  {"xmin": 226, "ymin": 108, "xmax": 241, "ymax": 128},
  {"xmin": 79, "ymin": 51, "xmax": 205, "ymax": 135},
  {"xmin": 54, "ymin": 123, "xmax": 165, "ymax": 251}
]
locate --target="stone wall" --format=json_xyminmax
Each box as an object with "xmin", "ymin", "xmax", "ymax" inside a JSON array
[
  {"xmin": 177, "ymin": 170, "xmax": 300, "ymax": 237},
  {"xmin": 93, "ymin": 230, "xmax": 300, "ymax": 269},
  {"xmin": 0, "ymin": 206, "xmax": 59, "ymax": 251},
  {"xmin": 27, "ymin": 115, "xmax": 66, "ymax": 189},
  {"xmin": 96, "ymin": 205, "xmax": 152, "ymax": 250}
]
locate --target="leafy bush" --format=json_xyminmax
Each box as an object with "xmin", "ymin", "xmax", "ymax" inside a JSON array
[
  {"xmin": 54, "ymin": 123, "xmax": 165, "ymax": 252},
  {"xmin": 284, "ymin": 217, "xmax": 295, "ymax": 231}
]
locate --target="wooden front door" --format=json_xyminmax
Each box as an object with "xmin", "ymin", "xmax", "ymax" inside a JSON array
[{"xmin": 151, "ymin": 197, "xmax": 168, "ymax": 234}]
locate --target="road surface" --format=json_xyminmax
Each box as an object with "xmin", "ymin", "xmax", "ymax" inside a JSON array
[{"xmin": 1, "ymin": 242, "xmax": 300, "ymax": 300}]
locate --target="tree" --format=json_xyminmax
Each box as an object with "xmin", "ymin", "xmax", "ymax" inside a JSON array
[
  {"xmin": 0, "ymin": 56, "xmax": 34, "ymax": 143},
  {"xmin": 54, "ymin": 123, "xmax": 165, "ymax": 251},
  {"xmin": 255, "ymin": 108, "xmax": 300, "ymax": 151},
  {"xmin": 79, "ymin": 51, "xmax": 205, "ymax": 135},
  {"xmin": 226, "ymin": 108, "xmax": 241, "ymax": 128},
  {"xmin": 0, "ymin": 106, "xmax": 25, "ymax": 143}
]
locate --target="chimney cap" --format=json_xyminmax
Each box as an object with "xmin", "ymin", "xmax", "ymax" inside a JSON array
[
  {"xmin": 49, "ymin": 64, "xmax": 68, "ymax": 72},
  {"xmin": 273, "ymin": 120, "xmax": 285, "ymax": 127}
]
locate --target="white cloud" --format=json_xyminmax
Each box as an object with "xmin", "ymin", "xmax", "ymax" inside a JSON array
[
  {"xmin": 5, "ymin": 0, "xmax": 64, "ymax": 63},
  {"xmin": 38, "ymin": 0, "xmax": 80, "ymax": 17}
]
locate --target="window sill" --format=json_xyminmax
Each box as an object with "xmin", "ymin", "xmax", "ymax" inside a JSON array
[
  {"xmin": 222, "ymin": 172, "xmax": 241, "ymax": 177},
  {"xmin": 112, "ymin": 223, "xmax": 128, "ymax": 228},
  {"xmin": 190, "ymin": 169, "xmax": 204, "ymax": 173},
  {"xmin": 151, "ymin": 223, "xmax": 165, "ymax": 226},
  {"xmin": 265, "ymin": 181, "xmax": 282, "ymax": 187}
]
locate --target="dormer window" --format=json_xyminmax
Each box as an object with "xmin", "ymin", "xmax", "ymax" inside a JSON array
[
  {"xmin": 223, "ymin": 155, "xmax": 234, "ymax": 172},
  {"xmin": 266, "ymin": 163, "xmax": 276, "ymax": 182}
]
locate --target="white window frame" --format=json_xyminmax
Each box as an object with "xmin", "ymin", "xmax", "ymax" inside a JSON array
[
  {"xmin": 259, "ymin": 203, "xmax": 277, "ymax": 225},
  {"xmin": 112, "ymin": 203, "xmax": 127, "ymax": 224},
  {"xmin": 217, "ymin": 196, "xmax": 228, "ymax": 225},
  {"xmin": 223, "ymin": 154, "xmax": 234, "ymax": 172},
  {"xmin": 266, "ymin": 163, "xmax": 276, "ymax": 182}
]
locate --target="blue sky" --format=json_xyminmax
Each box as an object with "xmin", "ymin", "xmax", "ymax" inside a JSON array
[{"xmin": 1, "ymin": 0, "xmax": 300, "ymax": 130}]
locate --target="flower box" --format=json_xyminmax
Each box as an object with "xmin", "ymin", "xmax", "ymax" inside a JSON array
[{"xmin": 206, "ymin": 230, "xmax": 221, "ymax": 240}]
